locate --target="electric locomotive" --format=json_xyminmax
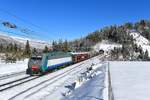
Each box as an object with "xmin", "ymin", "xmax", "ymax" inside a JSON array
[{"xmin": 26, "ymin": 51, "xmax": 89, "ymax": 76}]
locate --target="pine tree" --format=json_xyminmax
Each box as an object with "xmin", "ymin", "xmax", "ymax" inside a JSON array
[
  {"xmin": 138, "ymin": 49, "xmax": 145, "ymax": 60},
  {"xmin": 124, "ymin": 22, "xmax": 133, "ymax": 29},
  {"xmin": 32, "ymin": 48, "xmax": 37, "ymax": 54},
  {"xmin": 6, "ymin": 43, "xmax": 13, "ymax": 52},
  {"xmin": 58, "ymin": 39, "xmax": 63, "ymax": 51},
  {"xmin": 6, "ymin": 45, "xmax": 9, "ymax": 52},
  {"xmin": 139, "ymin": 20, "xmax": 146, "ymax": 26},
  {"xmin": 13, "ymin": 43, "xmax": 18, "ymax": 52},
  {"xmin": 52, "ymin": 40, "xmax": 57, "ymax": 51},
  {"xmin": 63, "ymin": 40, "xmax": 69, "ymax": 52},
  {"xmin": 43, "ymin": 45, "xmax": 49, "ymax": 53},
  {"xmin": 133, "ymin": 44, "xmax": 138, "ymax": 52},
  {"xmin": 0, "ymin": 44, "xmax": 3, "ymax": 52},
  {"xmin": 24, "ymin": 40, "xmax": 31, "ymax": 57},
  {"xmin": 122, "ymin": 44, "xmax": 130, "ymax": 59},
  {"xmin": 144, "ymin": 50, "xmax": 149, "ymax": 60}
]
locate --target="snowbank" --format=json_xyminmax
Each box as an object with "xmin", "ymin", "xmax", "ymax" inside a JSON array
[
  {"xmin": 60, "ymin": 63, "xmax": 106, "ymax": 100},
  {"xmin": 0, "ymin": 59, "xmax": 28, "ymax": 76},
  {"xmin": 109, "ymin": 61, "xmax": 150, "ymax": 100}
]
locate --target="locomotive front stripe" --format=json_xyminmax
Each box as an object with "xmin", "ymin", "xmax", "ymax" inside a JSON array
[{"xmin": 47, "ymin": 61, "xmax": 73, "ymax": 70}]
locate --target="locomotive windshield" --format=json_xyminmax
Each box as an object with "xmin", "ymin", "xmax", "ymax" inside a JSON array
[{"xmin": 28, "ymin": 56, "xmax": 42, "ymax": 67}]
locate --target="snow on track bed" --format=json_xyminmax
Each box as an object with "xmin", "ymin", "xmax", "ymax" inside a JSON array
[
  {"xmin": 25, "ymin": 56, "xmax": 105, "ymax": 100},
  {"xmin": 0, "ymin": 71, "xmax": 26, "ymax": 80},
  {"xmin": 9, "ymin": 62, "xmax": 89, "ymax": 100},
  {"xmin": 0, "ymin": 76, "xmax": 38, "ymax": 92},
  {"xmin": 0, "ymin": 56, "xmax": 103, "ymax": 100},
  {"xmin": 0, "ymin": 74, "xmax": 30, "ymax": 85}
]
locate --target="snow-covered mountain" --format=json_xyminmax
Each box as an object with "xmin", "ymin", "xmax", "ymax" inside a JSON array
[
  {"xmin": 129, "ymin": 30, "xmax": 150, "ymax": 45},
  {"xmin": 129, "ymin": 30, "xmax": 150, "ymax": 56},
  {"xmin": 0, "ymin": 31, "xmax": 51, "ymax": 49}
]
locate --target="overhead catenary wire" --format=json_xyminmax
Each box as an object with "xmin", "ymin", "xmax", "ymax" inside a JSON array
[
  {"xmin": 0, "ymin": 8, "xmax": 53, "ymax": 41},
  {"xmin": 0, "ymin": 28, "xmax": 33, "ymax": 39},
  {"xmin": 0, "ymin": 8, "xmax": 48, "ymax": 32},
  {"xmin": 0, "ymin": 20, "xmax": 41, "ymax": 40}
]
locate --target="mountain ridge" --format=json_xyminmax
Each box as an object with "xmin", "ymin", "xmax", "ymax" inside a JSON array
[{"xmin": 0, "ymin": 31, "xmax": 51, "ymax": 49}]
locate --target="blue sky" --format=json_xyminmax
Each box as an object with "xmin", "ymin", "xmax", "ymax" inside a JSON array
[{"xmin": 0, "ymin": 0, "xmax": 149, "ymax": 42}]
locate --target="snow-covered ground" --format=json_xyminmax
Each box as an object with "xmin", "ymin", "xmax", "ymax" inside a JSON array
[
  {"xmin": 93, "ymin": 40, "xmax": 122, "ymax": 53},
  {"xmin": 3, "ymin": 55, "xmax": 150, "ymax": 100},
  {"xmin": 0, "ymin": 55, "xmax": 107, "ymax": 100},
  {"xmin": 0, "ymin": 59, "xmax": 28, "ymax": 76},
  {"xmin": 129, "ymin": 31, "xmax": 150, "ymax": 56},
  {"xmin": 109, "ymin": 61, "xmax": 150, "ymax": 100},
  {"xmin": 55, "ymin": 63, "xmax": 106, "ymax": 100}
]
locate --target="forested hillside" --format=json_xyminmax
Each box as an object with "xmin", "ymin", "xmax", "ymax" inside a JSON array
[
  {"xmin": 69, "ymin": 20, "xmax": 150, "ymax": 61},
  {"xmin": 1, "ymin": 20, "xmax": 150, "ymax": 62}
]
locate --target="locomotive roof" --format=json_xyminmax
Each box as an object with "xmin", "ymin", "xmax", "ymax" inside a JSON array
[
  {"xmin": 31, "ymin": 51, "xmax": 90, "ymax": 60},
  {"xmin": 45, "ymin": 51, "xmax": 72, "ymax": 59},
  {"xmin": 71, "ymin": 52, "xmax": 89, "ymax": 55},
  {"xmin": 30, "ymin": 53, "xmax": 43, "ymax": 58},
  {"xmin": 31, "ymin": 56, "xmax": 42, "ymax": 59}
]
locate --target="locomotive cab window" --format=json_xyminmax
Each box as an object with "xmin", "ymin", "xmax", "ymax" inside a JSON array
[{"xmin": 28, "ymin": 57, "xmax": 42, "ymax": 67}]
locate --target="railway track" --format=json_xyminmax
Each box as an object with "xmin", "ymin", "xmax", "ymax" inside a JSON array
[
  {"xmin": 0, "ymin": 76, "xmax": 39, "ymax": 92},
  {"xmin": 25, "ymin": 63, "xmax": 89, "ymax": 99},
  {"xmin": 0, "ymin": 71, "xmax": 26, "ymax": 80},
  {"xmin": 24, "ymin": 57, "xmax": 103, "ymax": 99},
  {"xmin": 0, "ymin": 56, "xmax": 101, "ymax": 100},
  {"xmin": 8, "ymin": 57, "xmax": 97, "ymax": 100}
]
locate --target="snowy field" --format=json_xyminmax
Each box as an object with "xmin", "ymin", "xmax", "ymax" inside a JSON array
[
  {"xmin": 109, "ymin": 61, "xmax": 150, "ymax": 100},
  {"xmin": 0, "ymin": 59, "xmax": 28, "ymax": 76}
]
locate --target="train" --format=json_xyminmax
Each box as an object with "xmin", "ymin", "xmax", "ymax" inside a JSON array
[{"xmin": 26, "ymin": 51, "xmax": 90, "ymax": 76}]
